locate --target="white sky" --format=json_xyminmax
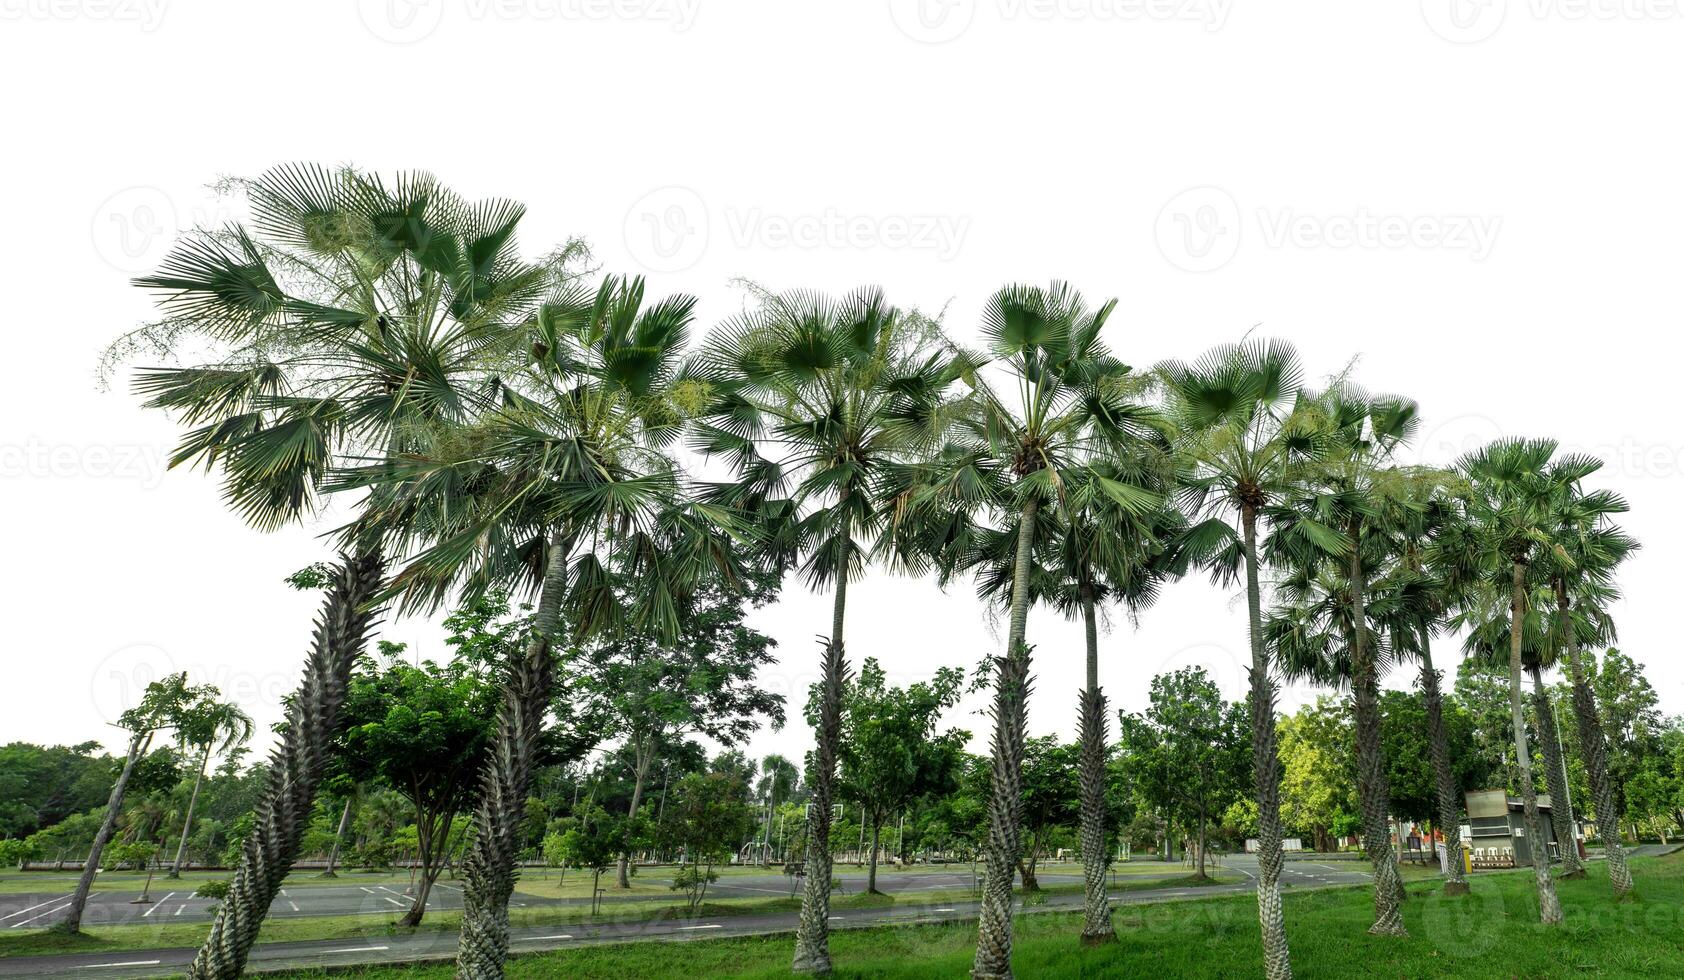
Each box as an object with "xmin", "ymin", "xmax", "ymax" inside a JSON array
[{"xmin": 1, "ymin": 0, "xmax": 1678, "ymax": 773}]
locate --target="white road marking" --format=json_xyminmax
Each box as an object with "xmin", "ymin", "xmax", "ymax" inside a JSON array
[
  {"xmin": 8, "ymin": 901, "xmax": 72, "ymax": 927},
  {"xmin": 382, "ymin": 897, "xmax": 406, "ymax": 908},
  {"xmin": 1, "ymin": 894, "xmax": 75, "ymax": 921},
  {"xmin": 288, "ymin": 901, "xmax": 301, "ymax": 912},
  {"xmin": 932, "ymin": 907, "xmax": 956, "ymax": 912},
  {"xmin": 358, "ymin": 887, "xmax": 376, "ymax": 894},
  {"xmin": 280, "ymin": 889, "xmax": 289, "ymax": 897},
  {"xmin": 323, "ymin": 945, "xmax": 390, "ymax": 953},
  {"xmin": 141, "ymin": 892, "xmax": 177, "ymax": 917},
  {"xmin": 174, "ymin": 903, "xmax": 188, "ymax": 916},
  {"xmin": 74, "ymin": 961, "xmax": 161, "ymax": 969},
  {"xmin": 679, "ymin": 924, "xmax": 721, "ymax": 930},
  {"xmin": 524, "ymin": 934, "xmax": 574, "ymax": 940}
]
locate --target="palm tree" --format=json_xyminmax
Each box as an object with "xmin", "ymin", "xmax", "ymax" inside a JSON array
[
  {"xmin": 166, "ymin": 693, "xmax": 255, "ymax": 877},
  {"xmin": 60, "ymin": 673, "xmax": 200, "ymax": 934},
  {"xmin": 898, "ymin": 282, "xmax": 1155, "ymax": 979},
  {"xmin": 1269, "ymin": 385, "xmax": 1418, "ymax": 935},
  {"xmin": 348, "ymin": 274, "xmax": 724, "ymax": 979},
  {"xmin": 1457, "ymin": 437, "xmax": 1588, "ymax": 925},
  {"xmin": 1535, "ymin": 486, "xmax": 1638, "ymax": 898},
  {"xmin": 691, "ymin": 286, "xmax": 953, "ymax": 975},
  {"xmin": 1374, "ymin": 474, "xmax": 1474, "ymax": 894},
  {"xmin": 1158, "ymin": 339, "xmax": 1325, "ymax": 980},
  {"xmin": 121, "ymin": 164, "xmax": 575, "ymax": 978}
]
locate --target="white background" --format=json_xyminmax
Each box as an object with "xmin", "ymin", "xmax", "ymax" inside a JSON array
[{"xmin": 1, "ymin": 0, "xmax": 1678, "ymax": 770}]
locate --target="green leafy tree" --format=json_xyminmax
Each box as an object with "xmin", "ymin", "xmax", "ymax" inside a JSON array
[
  {"xmin": 1120, "ymin": 669, "xmax": 1248, "ymax": 879},
  {"xmin": 1276, "ymin": 700, "xmax": 1358, "ymax": 852},
  {"xmin": 831, "ymin": 658, "xmax": 966, "ymax": 893},
  {"xmin": 337, "ymin": 640, "xmax": 497, "ymax": 925}
]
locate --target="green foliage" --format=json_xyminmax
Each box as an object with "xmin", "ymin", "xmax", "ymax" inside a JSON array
[
  {"xmin": 1119, "ymin": 668, "xmax": 1248, "ymax": 857},
  {"xmin": 194, "ymin": 879, "xmax": 232, "ymax": 900}
]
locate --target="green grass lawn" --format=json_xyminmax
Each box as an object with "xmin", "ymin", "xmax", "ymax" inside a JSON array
[{"xmin": 257, "ymin": 853, "xmax": 1684, "ymax": 979}]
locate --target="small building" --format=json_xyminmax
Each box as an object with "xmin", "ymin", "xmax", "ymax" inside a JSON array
[{"xmin": 1464, "ymin": 789, "xmax": 1565, "ymax": 868}]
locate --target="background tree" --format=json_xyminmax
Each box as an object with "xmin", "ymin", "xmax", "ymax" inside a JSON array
[
  {"xmin": 1119, "ymin": 668, "xmax": 1248, "ymax": 879},
  {"xmin": 1014, "ymin": 737, "xmax": 1081, "ymax": 892},
  {"xmin": 594, "ymin": 568, "xmax": 785, "ymax": 887},
  {"xmin": 61, "ymin": 672, "xmax": 200, "ymax": 934},
  {"xmin": 166, "ymin": 692, "xmax": 254, "ymax": 877},
  {"xmin": 831, "ymin": 658, "xmax": 966, "ymax": 893},
  {"xmin": 1276, "ymin": 700, "xmax": 1358, "ymax": 853},
  {"xmin": 337, "ymin": 639, "xmax": 496, "ymax": 925}
]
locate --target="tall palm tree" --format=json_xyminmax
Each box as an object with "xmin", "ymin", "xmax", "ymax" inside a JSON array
[
  {"xmin": 1268, "ymin": 385, "xmax": 1418, "ymax": 935},
  {"xmin": 1158, "ymin": 339, "xmax": 1325, "ymax": 980},
  {"xmin": 1535, "ymin": 486, "xmax": 1638, "ymax": 898},
  {"xmin": 347, "ymin": 274, "xmax": 725, "ymax": 979},
  {"xmin": 1457, "ymin": 437, "xmax": 1590, "ymax": 925},
  {"xmin": 166, "ymin": 693, "xmax": 254, "ymax": 877},
  {"xmin": 691, "ymin": 286, "xmax": 953, "ymax": 975},
  {"xmin": 122, "ymin": 164, "xmax": 575, "ymax": 978},
  {"xmin": 1374, "ymin": 474, "xmax": 1474, "ymax": 895},
  {"xmin": 899, "ymin": 282, "xmax": 1155, "ymax": 979}
]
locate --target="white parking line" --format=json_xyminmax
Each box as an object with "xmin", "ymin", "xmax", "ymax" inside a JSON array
[
  {"xmin": 141, "ymin": 892, "xmax": 177, "ymax": 917},
  {"xmin": 382, "ymin": 897, "xmax": 406, "ymax": 908},
  {"xmin": 174, "ymin": 903, "xmax": 189, "ymax": 916},
  {"xmin": 679, "ymin": 924, "xmax": 721, "ymax": 930},
  {"xmin": 323, "ymin": 945, "xmax": 390, "ymax": 954},
  {"xmin": 288, "ymin": 901, "xmax": 301, "ymax": 912},
  {"xmin": 932, "ymin": 907, "xmax": 956, "ymax": 912},
  {"xmin": 74, "ymin": 961, "xmax": 161, "ymax": 969},
  {"xmin": 524, "ymin": 934, "xmax": 574, "ymax": 940},
  {"xmin": 8, "ymin": 901, "xmax": 72, "ymax": 928},
  {"xmin": 1, "ymin": 894, "xmax": 75, "ymax": 921}
]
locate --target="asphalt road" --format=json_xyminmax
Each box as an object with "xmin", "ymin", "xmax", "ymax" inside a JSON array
[{"xmin": 0, "ymin": 856, "xmax": 1379, "ymax": 977}]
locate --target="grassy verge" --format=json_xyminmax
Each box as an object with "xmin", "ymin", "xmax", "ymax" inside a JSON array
[{"xmin": 257, "ymin": 853, "xmax": 1684, "ymax": 979}]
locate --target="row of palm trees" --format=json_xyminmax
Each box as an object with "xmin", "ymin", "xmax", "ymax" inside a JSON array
[{"xmin": 120, "ymin": 166, "xmax": 1637, "ymax": 980}]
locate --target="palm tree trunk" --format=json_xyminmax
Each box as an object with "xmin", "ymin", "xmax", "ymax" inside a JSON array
[
  {"xmin": 1417, "ymin": 622, "xmax": 1469, "ymax": 894},
  {"xmin": 187, "ymin": 548, "xmax": 386, "ymax": 978},
  {"xmin": 1241, "ymin": 504, "xmax": 1293, "ymax": 980},
  {"xmin": 792, "ymin": 528, "xmax": 851, "ymax": 974},
  {"xmin": 455, "ymin": 533, "xmax": 571, "ymax": 980},
  {"xmin": 1076, "ymin": 582, "xmax": 1114, "ymax": 946},
  {"xmin": 1347, "ymin": 541, "xmax": 1407, "ymax": 936},
  {"xmin": 1557, "ymin": 590, "xmax": 1632, "ymax": 899},
  {"xmin": 1527, "ymin": 664, "xmax": 1584, "ymax": 877},
  {"xmin": 323, "ymin": 798, "xmax": 353, "ymax": 877},
  {"xmin": 60, "ymin": 730, "xmax": 148, "ymax": 934},
  {"xmin": 169, "ymin": 746, "xmax": 211, "ymax": 878},
  {"xmin": 1505, "ymin": 561, "xmax": 1562, "ymax": 924},
  {"xmin": 972, "ymin": 495, "xmax": 1038, "ymax": 980}
]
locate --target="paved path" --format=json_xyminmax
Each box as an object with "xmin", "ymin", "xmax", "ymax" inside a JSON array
[{"xmin": 0, "ymin": 857, "xmax": 1379, "ymax": 977}]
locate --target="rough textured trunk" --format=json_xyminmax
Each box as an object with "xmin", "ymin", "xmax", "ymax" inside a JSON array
[
  {"xmin": 323, "ymin": 798, "xmax": 353, "ymax": 877},
  {"xmin": 1417, "ymin": 624, "xmax": 1468, "ymax": 894},
  {"xmin": 169, "ymin": 747, "xmax": 211, "ymax": 878},
  {"xmin": 455, "ymin": 534, "xmax": 569, "ymax": 980},
  {"xmin": 1347, "ymin": 541, "xmax": 1407, "ymax": 936},
  {"xmin": 1528, "ymin": 664, "xmax": 1584, "ymax": 877},
  {"xmin": 972, "ymin": 495, "xmax": 1038, "ymax": 980},
  {"xmin": 188, "ymin": 549, "xmax": 386, "ymax": 978},
  {"xmin": 867, "ymin": 820, "xmax": 881, "ymax": 894},
  {"xmin": 1558, "ymin": 600, "xmax": 1632, "ymax": 900},
  {"xmin": 792, "ymin": 538, "xmax": 851, "ymax": 975},
  {"xmin": 61, "ymin": 731, "xmax": 148, "ymax": 933},
  {"xmin": 1076, "ymin": 584, "xmax": 1113, "ymax": 945},
  {"xmin": 1505, "ymin": 561, "xmax": 1562, "ymax": 925},
  {"xmin": 616, "ymin": 748, "xmax": 652, "ymax": 889},
  {"xmin": 1241, "ymin": 505, "xmax": 1293, "ymax": 980}
]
